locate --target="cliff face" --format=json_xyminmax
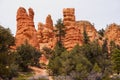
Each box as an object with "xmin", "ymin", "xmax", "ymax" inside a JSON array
[
  {"xmin": 105, "ymin": 23, "xmax": 120, "ymax": 45},
  {"xmin": 37, "ymin": 15, "xmax": 56, "ymax": 50},
  {"xmin": 76, "ymin": 21, "xmax": 98, "ymax": 42},
  {"xmin": 15, "ymin": 7, "xmax": 39, "ymax": 49},
  {"xmin": 63, "ymin": 8, "xmax": 83, "ymax": 50}
]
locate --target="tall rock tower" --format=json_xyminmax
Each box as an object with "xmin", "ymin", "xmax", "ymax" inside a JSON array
[
  {"xmin": 15, "ymin": 7, "xmax": 39, "ymax": 49},
  {"xmin": 37, "ymin": 15, "xmax": 56, "ymax": 50},
  {"xmin": 63, "ymin": 8, "xmax": 83, "ymax": 50}
]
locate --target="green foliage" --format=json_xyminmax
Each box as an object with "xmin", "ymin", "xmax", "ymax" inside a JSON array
[
  {"xmin": 15, "ymin": 72, "xmax": 34, "ymax": 80},
  {"xmin": 102, "ymin": 39, "xmax": 108, "ymax": 54},
  {"xmin": 48, "ymin": 44, "xmax": 92, "ymax": 79},
  {"xmin": 0, "ymin": 25, "xmax": 17, "ymax": 79},
  {"xmin": 69, "ymin": 45, "xmax": 92, "ymax": 79},
  {"xmin": 16, "ymin": 42, "xmax": 41, "ymax": 71},
  {"xmin": 81, "ymin": 42, "xmax": 103, "ymax": 66},
  {"xmin": 0, "ymin": 25, "xmax": 14, "ymax": 52},
  {"xmin": 110, "ymin": 40, "xmax": 119, "ymax": 54},
  {"xmin": 83, "ymin": 27, "xmax": 90, "ymax": 44},
  {"xmin": 0, "ymin": 52, "xmax": 18, "ymax": 79},
  {"xmin": 77, "ymin": 41, "xmax": 111, "ymax": 76},
  {"xmin": 48, "ymin": 25, "xmax": 115, "ymax": 79},
  {"xmin": 55, "ymin": 19, "xmax": 65, "ymax": 42},
  {"xmin": 53, "ymin": 41, "xmax": 66, "ymax": 57},
  {"xmin": 48, "ymin": 41, "xmax": 66, "ymax": 76},
  {"xmin": 93, "ymin": 63, "xmax": 101, "ymax": 73},
  {"xmin": 98, "ymin": 28, "xmax": 105, "ymax": 37},
  {"xmin": 42, "ymin": 47, "xmax": 53, "ymax": 59},
  {"xmin": 48, "ymin": 40, "xmax": 115, "ymax": 79},
  {"xmin": 111, "ymin": 48, "xmax": 120, "ymax": 74}
]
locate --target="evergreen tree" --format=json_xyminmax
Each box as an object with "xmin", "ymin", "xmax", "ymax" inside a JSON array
[
  {"xmin": 98, "ymin": 28, "xmax": 105, "ymax": 37},
  {"xmin": 16, "ymin": 41, "xmax": 41, "ymax": 71},
  {"xmin": 102, "ymin": 39, "xmax": 108, "ymax": 55},
  {"xmin": 111, "ymin": 48, "xmax": 120, "ymax": 74},
  {"xmin": 83, "ymin": 26, "xmax": 90, "ymax": 44},
  {"xmin": 69, "ymin": 45, "xmax": 92, "ymax": 80},
  {"xmin": 55, "ymin": 19, "xmax": 65, "ymax": 43},
  {"xmin": 93, "ymin": 63, "xmax": 101, "ymax": 73},
  {"xmin": 0, "ymin": 25, "xmax": 14, "ymax": 52},
  {"xmin": 0, "ymin": 25, "xmax": 17, "ymax": 79},
  {"xmin": 110, "ymin": 40, "xmax": 116, "ymax": 52},
  {"xmin": 48, "ymin": 41, "xmax": 66, "ymax": 76},
  {"xmin": 101, "ymin": 39, "xmax": 111, "ymax": 74}
]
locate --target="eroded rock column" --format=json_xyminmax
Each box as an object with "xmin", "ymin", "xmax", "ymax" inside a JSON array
[
  {"xmin": 63, "ymin": 8, "xmax": 82, "ymax": 50},
  {"xmin": 15, "ymin": 7, "xmax": 39, "ymax": 49}
]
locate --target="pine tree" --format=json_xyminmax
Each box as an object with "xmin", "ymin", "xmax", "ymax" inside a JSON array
[
  {"xmin": 0, "ymin": 25, "xmax": 17, "ymax": 79},
  {"xmin": 55, "ymin": 19, "xmax": 65, "ymax": 43},
  {"xmin": 83, "ymin": 26, "xmax": 90, "ymax": 44},
  {"xmin": 98, "ymin": 28, "xmax": 105, "ymax": 37},
  {"xmin": 111, "ymin": 48, "xmax": 120, "ymax": 74},
  {"xmin": 16, "ymin": 41, "xmax": 41, "ymax": 71}
]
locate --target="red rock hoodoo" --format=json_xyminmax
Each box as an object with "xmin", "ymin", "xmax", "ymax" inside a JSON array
[
  {"xmin": 37, "ymin": 15, "xmax": 56, "ymax": 50},
  {"xmin": 15, "ymin": 7, "xmax": 119, "ymax": 52},
  {"xmin": 63, "ymin": 8, "xmax": 83, "ymax": 50},
  {"xmin": 15, "ymin": 7, "xmax": 39, "ymax": 49}
]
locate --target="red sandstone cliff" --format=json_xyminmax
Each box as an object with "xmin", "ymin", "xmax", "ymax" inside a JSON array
[
  {"xmin": 105, "ymin": 23, "xmax": 120, "ymax": 45},
  {"xmin": 76, "ymin": 21, "xmax": 98, "ymax": 42},
  {"xmin": 15, "ymin": 7, "xmax": 39, "ymax": 49}
]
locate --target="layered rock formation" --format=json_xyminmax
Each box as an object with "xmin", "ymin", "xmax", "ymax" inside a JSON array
[
  {"xmin": 15, "ymin": 7, "xmax": 39, "ymax": 49},
  {"xmin": 63, "ymin": 8, "xmax": 83, "ymax": 50},
  {"xmin": 15, "ymin": 7, "xmax": 120, "ymax": 52},
  {"xmin": 63, "ymin": 8, "xmax": 75, "ymax": 27},
  {"xmin": 105, "ymin": 23, "xmax": 120, "ymax": 45},
  {"xmin": 76, "ymin": 21, "xmax": 98, "ymax": 42},
  {"xmin": 37, "ymin": 15, "xmax": 56, "ymax": 50}
]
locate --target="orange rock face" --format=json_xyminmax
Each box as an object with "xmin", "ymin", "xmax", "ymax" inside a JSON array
[
  {"xmin": 15, "ymin": 7, "xmax": 39, "ymax": 49},
  {"xmin": 37, "ymin": 15, "xmax": 56, "ymax": 50},
  {"xmin": 63, "ymin": 8, "xmax": 75, "ymax": 27},
  {"xmin": 13, "ymin": 6, "xmax": 120, "ymax": 57},
  {"xmin": 105, "ymin": 23, "xmax": 120, "ymax": 45},
  {"xmin": 63, "ymin": 8, "xmax": 99, "ymax": 50},
  {"xmin": 76, "ymin": 21, "xmax": 98, "ymax": 42},
  {"xmin": 63, "ymin": 8, "xmax": 83, "ymax": 50}
]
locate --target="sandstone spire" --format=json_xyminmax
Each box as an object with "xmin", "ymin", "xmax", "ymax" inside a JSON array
[
  {"xmin": 46, "ymin": 14, "xmax": 53, "ymax": 30},
  {"xmin": 63, "ymin": 8, "xmax": 75, "ymax": 27},
  {"xmin": 63, "ymin": 8, "xmax": 82, "ymax": 50},
  {"xmin": 15, "ymin": 7, "xmax": 39, "ymax": 49},
  {"xmin": 37, "ymin": 15, "xmax": 56, "ymax": 50}
]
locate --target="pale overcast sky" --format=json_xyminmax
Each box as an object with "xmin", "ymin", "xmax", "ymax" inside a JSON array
[{"xmin": 0, "ymin": 0, "xmax": 120, "ymax": 35}]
